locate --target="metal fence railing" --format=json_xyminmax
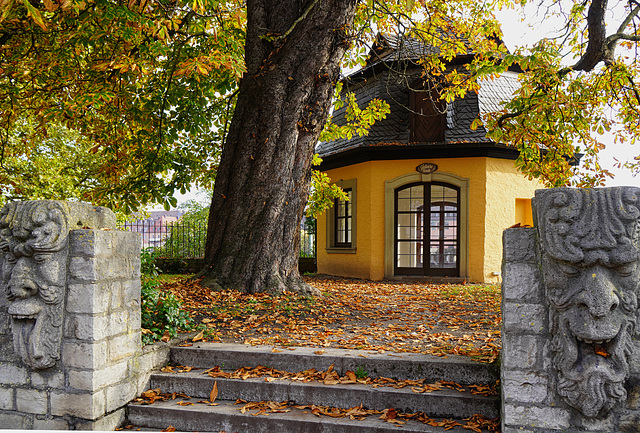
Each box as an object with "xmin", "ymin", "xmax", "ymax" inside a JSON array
[
  {"xmin": 119, "ymin": 220, "xmax": 207, "ymax": 259},
  {"xmin": 120, "ymin": 218, "xmax": 316, "ymax": 260}
]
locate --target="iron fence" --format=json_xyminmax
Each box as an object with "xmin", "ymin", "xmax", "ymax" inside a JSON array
[
  {"xmin": 119, "ymin": 220, "xmax": 207, "ymax": 259},
  {"xmin": 119, "ymin": 218, "xmax": 316, "ymax": 259}
]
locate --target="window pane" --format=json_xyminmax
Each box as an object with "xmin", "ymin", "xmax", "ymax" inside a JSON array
[
  {"xmin": 397, "ymin": 241, "xmax": 423, "ymax": 267},
  {"xmin": 444, "ymin": 212, "xmax": 456, "ymax": 227},
  {"xmin": 398, "ymin": 226, "xmax": 421, "ymax": 240},
  {"xmin": 398, "ymin": 214, "xmax": 413, "ymax": 227},
  {"xmin": 429, "ymin": 243, "xmax": 441, "ymax": 267},
  {"xmin": 444, "ymin": 227, "xmax": 457, "ymax": 240},
  {"xmin": 397, "ymin": 188, "xmax": 412, "ymax": 199},
  {"xmin": 430, "ymin": 226, "xmax": 440, "ymax": 239},
  {"xmin": 431, "ymin": 185, "xmax": 444, "ymax": 202},
  {"xmin": 398, "ymin": 198, "xmax": 411, "ymax": 212},
  {"xmin": 444, "ymin": 187, "xmax": 457, "ymax": 200}
]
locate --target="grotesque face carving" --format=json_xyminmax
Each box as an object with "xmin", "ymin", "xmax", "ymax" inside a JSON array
[
  {"xmin": 0, "ymin": 201, "xmax": 69, "ymax": 369},
  {"xmin": 535, "ymin": 187, "xmax": 640, "ymax": 418}
]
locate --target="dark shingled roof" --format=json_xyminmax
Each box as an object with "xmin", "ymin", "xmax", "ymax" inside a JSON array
[{"xmin": 316, "ymin": 35, "xmax": 520, "ymax": 160}]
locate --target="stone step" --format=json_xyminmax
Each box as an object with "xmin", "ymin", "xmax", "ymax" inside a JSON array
[
  {"xmin": 169, "ymin": 343, "xmax": 497, "ymax": 385},
  {"xmin": 148, "ymin": 371, "xmax": 499, "ymax": 419},
  {"xmin": 126, "ymin": 343, "xmax": 500, "ymax": 432},
  {"xmin": 127, "ymin": 399, "xmax": 478, "ymax": 433}
]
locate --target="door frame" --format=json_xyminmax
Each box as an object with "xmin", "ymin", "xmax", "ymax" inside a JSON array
[{"xmin": 385, "ymin": 170, "xmax": 469, "ymax": 279}]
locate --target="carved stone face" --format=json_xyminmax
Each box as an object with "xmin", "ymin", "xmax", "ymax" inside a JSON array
[
  {"xmin": 0, "ymin": 201, "xmax": 69, "ymax": 369},
  {"xmin": 535, "ymin": 187, "xmax": 640, "ymax": 418}
]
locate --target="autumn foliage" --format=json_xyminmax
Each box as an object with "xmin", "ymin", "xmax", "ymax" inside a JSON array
[{"xmin": 158, "ymin": 276, "xmax": 502, "ymax": 363}]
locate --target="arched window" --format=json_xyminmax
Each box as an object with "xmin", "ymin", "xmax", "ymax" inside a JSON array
[{"xmin": 395, "ymin": 182, "xmax": 459, "ymax": 277}]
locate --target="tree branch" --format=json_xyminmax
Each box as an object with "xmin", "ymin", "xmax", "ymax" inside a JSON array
[
  {"xmin": 605, "ymin": 3, "xmax": 640, "ymax": 57},
  {"xmin": 571, "ymin": 0, "xmax": 608, "ymax": 72}
]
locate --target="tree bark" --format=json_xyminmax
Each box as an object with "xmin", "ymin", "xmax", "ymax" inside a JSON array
[{"xmin": 197, "ymin": 0, "xmax": 357, "ymax": 294}]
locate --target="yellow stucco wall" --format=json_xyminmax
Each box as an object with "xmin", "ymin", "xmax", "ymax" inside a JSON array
[
  {"xmin": 482, "ymin": 158, "xmax": 542, "ymax": 282},
  {"xmin": 317, "ymin": 157, "xmax": 542, "ymax": 283}
]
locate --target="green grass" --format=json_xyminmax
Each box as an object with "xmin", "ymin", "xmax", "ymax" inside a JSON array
[{"xmin": 155, "ymin": 274, "xmax": 195, "ymax": 283}]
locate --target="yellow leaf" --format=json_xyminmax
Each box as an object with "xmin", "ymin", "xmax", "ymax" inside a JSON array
[
  {"xmin": 192, "ymin": 330, "xmax": 204, "ymax": 342},
  {"xmin": 314, "ymin": 350, "xmax": 325, "ymax": 355},
  {"xmin": 42, "ymin": 0, "xmax": 56, "ymax": 12},
  {"xmin": 22, "ymin": 0, "xmax": 47, "ymax": 31},
  {"xmin": 209, "ymin": 381, "xmax": 218, "ymax": 403}
]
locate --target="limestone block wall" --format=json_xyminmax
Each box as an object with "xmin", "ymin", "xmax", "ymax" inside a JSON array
[
  {"xmin": 501, "ymin": 228, "xmax": 572, "ymax": 432},
  {"xmin": 0, "ymin": 228, "xmax": 167, "ymax": 430},
  {"xmin": 502, "ymin": 225, "xmax": 640, "ymax": 433}
]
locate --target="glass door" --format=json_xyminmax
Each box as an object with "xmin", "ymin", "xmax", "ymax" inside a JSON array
[{"xmin": 395, "ymin": 183, "xmax": 459, "ymax": 277}]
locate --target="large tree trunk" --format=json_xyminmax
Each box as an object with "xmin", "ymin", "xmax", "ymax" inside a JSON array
[{"xmin": 197, "ymin": 0, "xmax": 357, "ymax": 294}]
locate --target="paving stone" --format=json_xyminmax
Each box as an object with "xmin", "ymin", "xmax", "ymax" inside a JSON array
[
  {"xmin": 502, "ymin": 262, "xmax": 542, "ymax": 303},
  {"xmin": 502, "ymin": 303, "xmax": 546, "ymax": 334},
  {"xmin": 0, "ymin": 387, "xmax": 14, "ymax": 410},
  {"xmin": 0, "ymin": 363, "xmax": 28, "ymax": 385},
  {"xmin": 68, "ymin": 361, "xmax": 128, "ymax": 390},
  {"xmin": 502, "ymin": 335, "xmax": 540, "ymax": 370},
  {"xmin": 31, "ymin": 369, "xmax": 65, "ymax": 389},
  {"xmin": 503, "ymin": 404, "xmax": 570, "ymax": 430},
  {"xmin": 0, "ymin": 411, "xmax": 31, "ymax": 428},
  {"xmin": 502, "ymin": 371, "xmax": 548, "ymax": 404},
  {"xmin": 50, "ymin": 390, "xmax": 105, "ymax": 419},
  {"xmin": 33, "ymin": 416, "xmax": 69, "ymax": 430},
  {"xmin": 16, "ymin": 388, "xmax": 48, "ymax": 414}
]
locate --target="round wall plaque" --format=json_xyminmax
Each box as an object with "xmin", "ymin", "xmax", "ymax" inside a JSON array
[{"xmin": 416, "ymin": 162, "xmax": 438, "ymax": 174}]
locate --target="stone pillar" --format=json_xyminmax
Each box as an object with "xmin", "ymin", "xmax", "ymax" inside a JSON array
[
  {"xmin": 502, "ymin": 187, "xmax": 640, "ymax": 433},
  {"xmin": 0, "ymin": 200, "xmax": 153, "ymax": 430}
]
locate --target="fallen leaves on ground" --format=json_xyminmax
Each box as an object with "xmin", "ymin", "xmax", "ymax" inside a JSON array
[
  {"xmin": 162, "ymin": 275, "xmax": 501, "ymax": 362},
  {"xmin": 132, "ymin": 387, "xmax": 499, "ymax": 432},
  {"xmin": 177, "ymin": 364, "xmax": 499, "ymax": 396},
  {"xmin": 132, "ymin": 388, "xmax": 192, "ymax": 405},
  {"xmin": 232, "ymin": 399, "xmax": 499, "ymax": 432}
]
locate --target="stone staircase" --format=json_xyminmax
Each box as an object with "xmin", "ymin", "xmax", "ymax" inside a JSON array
[{"xmin": 126, "ymin": 343, "xmax": 499, "ymax": 432}]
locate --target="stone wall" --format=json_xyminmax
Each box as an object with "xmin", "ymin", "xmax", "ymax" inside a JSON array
[
  {"xmin": 501, "ymin": 227, "xmax": 571, "ymax": 432},
  {"xmin": 502, "ymin": 187, "xmax": 640, "ymax": 433},
  {"xmin": 0, "ymin": 201, "xmax": 169, "ymax": 430}
]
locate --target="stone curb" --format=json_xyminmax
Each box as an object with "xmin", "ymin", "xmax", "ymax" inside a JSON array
[
  {"xmin": 149, "ymin": 372, "xmax": 499, "ymax": 419},
  {"xmin": 169, "ymin": 343, "xmax": 498, "ymax": 385},
  {"xmin": 127, "ymin": 399, "xmax": 474, "ymax": 433}
]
